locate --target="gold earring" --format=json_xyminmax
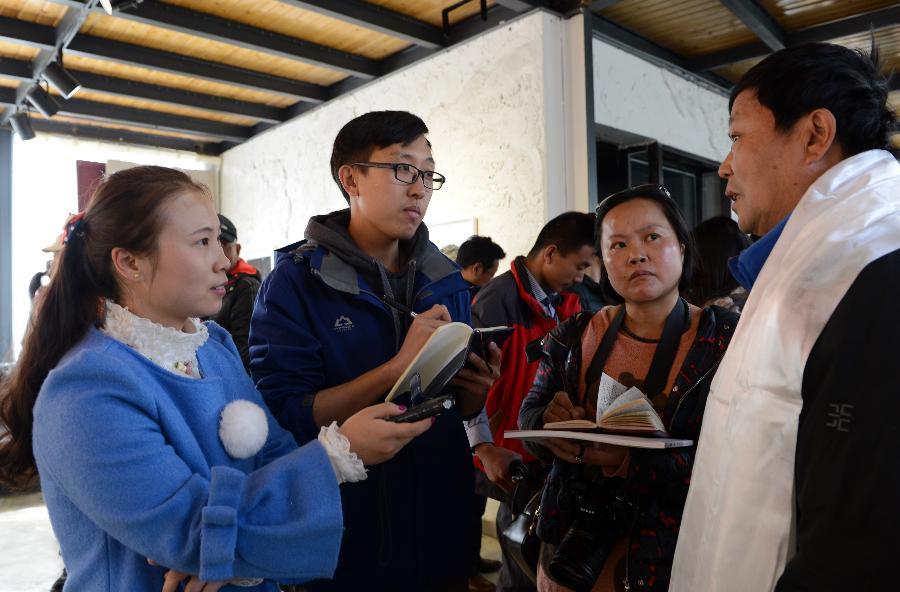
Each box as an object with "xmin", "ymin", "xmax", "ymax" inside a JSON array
[{"xmin": 133, "ymin": 273, "xmax": 140, "ymax": 280}]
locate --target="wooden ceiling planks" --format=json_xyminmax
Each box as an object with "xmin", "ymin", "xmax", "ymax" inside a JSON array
[
  {"xmin": 164, "ymin": 0, "xmax": 410, "ymax": 60},
  {"xmin": 65, "ymin": 88, "xmax": 259, "ymax": 126},
  {"xmin": 31, "ymin": 111, "xmax": 219, "ymax": 141},
  {"xmin": 61, "ymin": 54, "xmax": 297, "ymax": 108},
  {"xmin": 371, "ymin": 0, "xmax": 496, "ymax": 27},
  {"xmin": 0, "ymin": 39, "xmax": 40, "ymax": 60},
  {"xmin": 758, "ymin": 0, "xmax": 898, "ymax": 32},
  {"xmin": 0, "ymin": 0, "xmax": 65, "ymax": 27},
  {"xmin": 78, "ymin": 11, "xmax": 347, "ymax": 86},
  {"xmin": 598, "ymin": 0, "xmax": 761, "ymax": 57}
]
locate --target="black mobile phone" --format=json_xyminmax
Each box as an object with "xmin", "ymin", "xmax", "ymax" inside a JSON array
[
  {"xmin": 387, "ymin": 395, "xmax": 456, "ymax": 423},
  {"xmin": 467, "ymin": 326, "xmax": 515, "ymax": 363}
]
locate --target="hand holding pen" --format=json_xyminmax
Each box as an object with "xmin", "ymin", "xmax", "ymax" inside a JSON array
[{"xmin": 387, "ymin": 300, "xmax": 451, "ymax": 376}]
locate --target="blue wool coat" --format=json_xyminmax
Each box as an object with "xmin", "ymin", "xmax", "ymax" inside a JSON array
[
  {"xmin": 250, "ymin": 238, "xmax": 476, "ymax": 591},
  {"xmin": 32, "ymin": 323, "xmax": 343, "ymax": 592}
]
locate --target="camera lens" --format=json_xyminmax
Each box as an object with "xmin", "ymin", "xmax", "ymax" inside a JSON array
[{"xmin": 548, "ymin": 519, "xmax": 615, "ymax": 591}]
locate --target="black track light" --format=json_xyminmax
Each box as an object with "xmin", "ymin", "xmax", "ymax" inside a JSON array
[
  {"xmin": 25, "ymin": 86, "xmax": 60, "ymax": 117},
  {"xmin": 44, "ymin": 62, "xmax": 81, "ymax": 99},
  {"xmin": 9, "ymin": 111, "xmax": 36, "ymax": 141}
]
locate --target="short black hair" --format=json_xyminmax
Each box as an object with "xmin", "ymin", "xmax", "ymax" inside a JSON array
[
  {"xmin": 527, "ymin": 211, "xmax": 595, "ymax": 258},
  {"xmin": 330, "ymin": 111, "xmax": 430, "ymax": 203},
  {"xmin": 730, "ymin": 42, "xmax": 895, "ymax": 157},
  {"xmin": 456, "ymin": 235, "xmax": 506, "ymax": 269},
  {"xmin": 595, "ymin": 184, "xmax": 695, "ymax": 304}
]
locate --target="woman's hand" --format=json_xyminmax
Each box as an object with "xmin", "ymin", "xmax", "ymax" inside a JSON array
[
  {"xmin": 340, "ymin": 402, "xmax": 433, "ymax": 465},
  {"xmin": 542, "ymin": 391, "xmax": 586, "ymax": 425},
  {"xmin": 451, "ymin": 341, "xmax": 502, "ymax": 417},
  {"xmin": 148, "ymin": 560, "xmax": 226, "ymax": 592}
]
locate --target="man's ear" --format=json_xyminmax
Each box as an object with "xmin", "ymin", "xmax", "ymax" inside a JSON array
[
  {"xmin": 338, "ymin": 164, "xmax": 359, "ymax": 198},
  {"xmin": 235, "ymin": 243, "xmax": 242, "ymax": 258},
  {"xmin": 543, "ymin": 245, "xmax": 557, "ymax": 264},
  {"xmin": 471, "ymin": 262, "xmax": 484, "ymax": 277},
  {"xmin": 803, "ymin": 108, "xmax": 838, "ymax": 164}
]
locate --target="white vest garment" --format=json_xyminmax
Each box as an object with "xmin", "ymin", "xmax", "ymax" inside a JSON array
[{"xmin": 670, "ymin": 150, "xmax": 900, "ymax": 592}]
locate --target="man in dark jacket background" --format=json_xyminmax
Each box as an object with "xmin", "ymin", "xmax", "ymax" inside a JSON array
[
  {"xmin": 212, "ymin": 213, "xmax": 261, "ymax": 372},
  {"xmin": 467, "ymin": 211, "xmax": 595, "ymax": 591}
]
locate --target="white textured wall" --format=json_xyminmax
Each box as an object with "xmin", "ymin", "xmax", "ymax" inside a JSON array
[
  {"xmin": 220, "ymin": 11, "xmax": 570, "ymax": 266},
  {"xmin": 10, "ymin": 134, "xmax": 218, "ymax": 358},
  {"xmin": 592, "ymin": 38, "xmax": 731, "ymax": 163}
]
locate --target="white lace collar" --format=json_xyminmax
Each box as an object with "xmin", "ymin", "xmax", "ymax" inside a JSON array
[{"xmin": 101, "ymin": 299, "xmax": 208, "ymax": 378}]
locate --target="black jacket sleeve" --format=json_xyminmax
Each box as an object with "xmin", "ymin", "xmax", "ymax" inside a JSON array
[
  {"xmin": 775, "ymin": 248, "xmax": 900, "ymax": 592},
  {"xmin": 229, "ymin": 276, "xmax": 261, "ymax": 371}
]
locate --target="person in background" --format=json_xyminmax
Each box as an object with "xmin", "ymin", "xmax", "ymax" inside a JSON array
[
  {"xmin": 457, "ymin": 235, "xmax": 506, "ymax": 292},
  {"xmin": 454, "ymin": 233, "xmax": 507, "ymax": 592},
  {"xmin": 467, "ymin": 212, "xmax": 595, "ymax": 592},
  {"xmin": 686, "ymin": 216, "xmax": 751, "ymax": 313},
  {"xmin": 519, "ymin": 186, "xmax": 738, "ymax": 592},
  {"xmin": 672, "ymin": 43, "xmax": 899, "ymax": 592},
  {"xmin": 250, "ymin": 110, "xmax": 500, "ymax": 592},
  {"xmin": 0, "ymin": 166, "xmax": 430, "ymax": 592},
  {"xmin": 567, "ymin": 252, "xmax": 607, "ymax": 314},
  {"xmin": 211, "ymin": 214, "xmax": 262, "ymax": 371}
]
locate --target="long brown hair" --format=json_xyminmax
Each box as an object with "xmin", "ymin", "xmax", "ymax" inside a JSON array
[{"xmin": 0, "ymin": 166, "xmax": 208, "ymax": 490}]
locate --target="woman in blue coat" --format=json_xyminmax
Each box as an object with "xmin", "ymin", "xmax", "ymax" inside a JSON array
[{"xmin": 0, "ymin": 166, "xmax": 431, "ymax": 592}]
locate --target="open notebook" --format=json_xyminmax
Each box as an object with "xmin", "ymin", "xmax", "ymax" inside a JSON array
[
  {"xmin": 385, "ymin": 323, "xmax": 513, "ymax": 403},
  {"xmin": 505, "ymin": 373, "xmax": 693, "ymax": 449}
]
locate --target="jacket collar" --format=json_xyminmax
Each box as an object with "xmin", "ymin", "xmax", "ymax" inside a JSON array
[{"xmin": 728, "ymin": 216, "xmax": 789, "ymax": 292}]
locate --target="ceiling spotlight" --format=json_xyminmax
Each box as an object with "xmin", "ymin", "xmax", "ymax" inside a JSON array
[
  {"xmin": 44, "ymin": 62, "xmax": 82, "ymax": 99},
  {"xmin": 25, "ymin": 86, "xmax": 60, "ymax": 118},
  {"xmin": 9, "ymin": 111, "xmax": 36, "ymax": 141}
]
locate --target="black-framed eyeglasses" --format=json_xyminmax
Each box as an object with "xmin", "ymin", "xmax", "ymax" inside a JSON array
[{"xmin": 352, "ymin": 162, "xmax": 446, "ymax": 190}]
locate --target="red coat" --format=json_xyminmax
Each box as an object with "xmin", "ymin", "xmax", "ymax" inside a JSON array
[{"xmin": 471, "ymin": 256, "xmax": 581, "ymax": 466}]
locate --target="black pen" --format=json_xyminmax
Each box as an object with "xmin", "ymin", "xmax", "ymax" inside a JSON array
[{"xmin": 381, "ymin": 295, "xmax": 417, "ymax": 318}]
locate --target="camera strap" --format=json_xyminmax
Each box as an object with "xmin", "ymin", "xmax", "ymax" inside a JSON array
[{"xmin": 584, "ymin": 297, "xmax": 689, "ymax": 400}]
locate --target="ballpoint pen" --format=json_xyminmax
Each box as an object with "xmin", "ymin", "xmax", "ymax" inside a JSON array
[{"xmin": 381, "ymin": 294, "xmax": 417, "ymax": 318}]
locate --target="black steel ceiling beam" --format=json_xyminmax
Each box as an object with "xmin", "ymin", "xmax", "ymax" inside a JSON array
[
  {"xmin": 48, "ymin": 0, "xmax": 381, "ymax": 79},
  {"xmin": 718, "ymin": 0, "xmax": 785, "ymax": 50},
  {"xmin": 689, "ymin": 5, "xmax": 900, "ymax": 71},
  {"xmin": 73, "ymin": 71, "xmax": 290, "ymax": 123},
  {"xmin": 66, "ymin": 34, "xmax": 329, "ymax": 102},
  {"xmin": 0, "ymin": 57, "xmax": 291, "ymax": 123},
  {"xmin": 590, "ymin": 14, "xmax": 733, "ymax": 95},
  {"xmin": 277, "ymin": 0, "xmax": 447, "ymax": 49},
  {"xmin": 0, "ymin": 58, "xmax": 34, "ymax": 81},
  {"xmin": 0, "ymin": 17, "xmax": 56, "ymax": 49},
  {"xmin": 0, "ymin": 88, "xmax": 17, "ymax": 106},
  {"xmin": 0, "ymin": 88, "xmax": 259, "ymax": 141},
  {"xmin": 55, "ymin": 98, "xmax": 255, "ymax": 142},
  {"xmin": 21, "ymin": 118, "xmax": 225, "ymax": 155},
  {"xmin": 588, "ymin": 0, "xmax": 624, "ymax": 12},
  {"xmin": 326, "ymin": 4, "xmax": 522, "ymax": 100}
]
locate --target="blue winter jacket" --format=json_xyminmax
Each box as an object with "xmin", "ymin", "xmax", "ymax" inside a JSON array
[
  {"xmin": 32, "ymin": 323, "xmax": 343, "ymax": 592},
  {"xmin": 249, "ymin": 215, "xmax": 476, "ymax": 591}
]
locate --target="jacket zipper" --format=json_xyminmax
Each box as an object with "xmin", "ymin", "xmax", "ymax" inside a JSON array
[{"xmin": 667, "ymin": 357, "xmax": 722, "ymax": 433}]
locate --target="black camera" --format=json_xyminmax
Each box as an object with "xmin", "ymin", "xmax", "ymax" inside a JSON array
[{"xmin": 547, "ymin": 473, "xmax": 634, "ymax": 592}]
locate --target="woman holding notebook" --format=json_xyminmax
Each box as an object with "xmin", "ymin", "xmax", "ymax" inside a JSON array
[{"xmin": 518, "ymin": 185, "xmax": 739, "ymax": 592}]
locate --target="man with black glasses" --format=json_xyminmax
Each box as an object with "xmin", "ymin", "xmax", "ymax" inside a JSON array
[{"xmin": 250, "ymin": 110, "xmax": 500, "ymax": 592}]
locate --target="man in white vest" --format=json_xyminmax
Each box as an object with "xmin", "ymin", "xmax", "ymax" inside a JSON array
[{"xmin": 671, "ymin": 42, "xmax": 899, "ymax": 592}]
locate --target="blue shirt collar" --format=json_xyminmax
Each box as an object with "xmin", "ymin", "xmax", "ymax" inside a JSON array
[{"xmin": 729, "ymin": 216, "xmax": 790, "ymax": 291}]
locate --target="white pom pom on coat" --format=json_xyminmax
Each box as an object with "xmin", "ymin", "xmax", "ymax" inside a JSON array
[{"xmin": 219, "ymin": 400, "xmax": 268, "ymax": 459}]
